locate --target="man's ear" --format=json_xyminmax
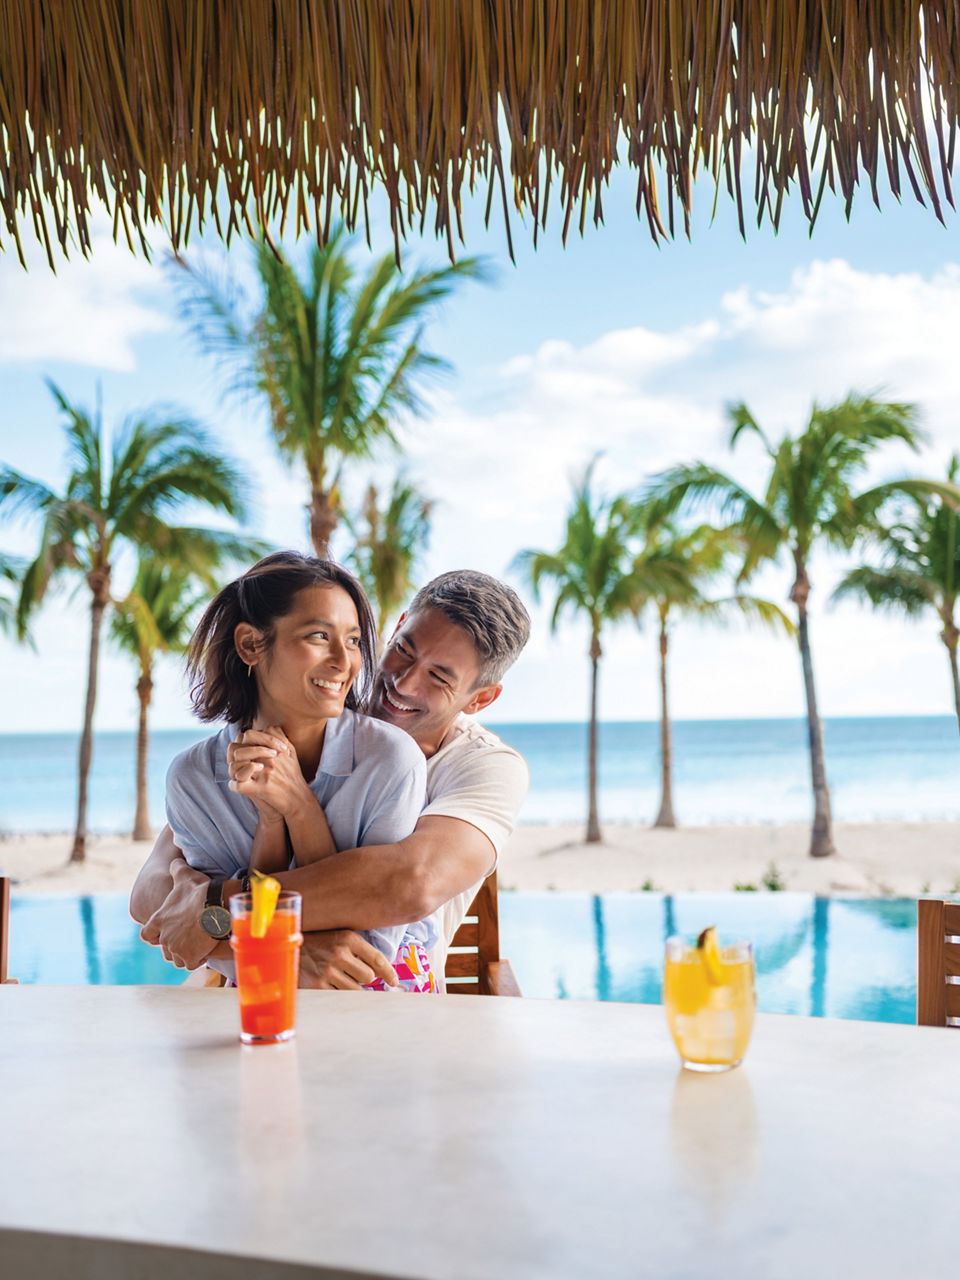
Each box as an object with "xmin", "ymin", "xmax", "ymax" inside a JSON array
[
  {"xmin": 234, "ymin": 622, "xmax": 263, "ymax": 667},
  {"xmin": 461, "ymin": 683, "xmax": 502, "ymax": 717}
]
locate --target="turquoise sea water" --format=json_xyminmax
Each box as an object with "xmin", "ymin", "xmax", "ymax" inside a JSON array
[
  {"xmin": 0, "ymin": 716, "xmax": 957, "ymax": 832},
  {"xmin": 8, "ymin": 891, "xmax": 919, "ymax": 1024}
]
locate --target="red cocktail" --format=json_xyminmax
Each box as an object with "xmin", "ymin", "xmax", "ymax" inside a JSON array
[{"xmin": 230, "ymin": 891, "xmax": 302, "ymax": 1044}]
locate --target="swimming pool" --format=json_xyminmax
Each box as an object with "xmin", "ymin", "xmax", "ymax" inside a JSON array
[{"xmin": 8, "ymin": 892, "xmax": 919, "ymax": 1024}]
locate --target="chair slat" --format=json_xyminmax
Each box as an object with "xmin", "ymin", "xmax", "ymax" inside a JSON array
[
  {"xmin": 946, "ymin": 984, "xmax": 960, "ymax": 1020},
  {"xmin": 445, "ymin": 951, "xmax": 482, "ymax": 979},
  {"xmin": 449, "ymin": 920, "xmax": 479, "ymax": 948},
  {"xmin": 442, "ymin": 871, "xmax": 520, "ymax": 997},
  {"xmin": 945, "ymin": 946, "xmax": 960, "ymax": 981},
  {"xmin": 944, "ymin": 903, "xmax": 960, "ymax": 935}
]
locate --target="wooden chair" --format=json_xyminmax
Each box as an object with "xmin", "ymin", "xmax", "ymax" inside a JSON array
[
  {"xmin": 1, "ymin": 876, "xmax": 18, "ymax": 984},
  {"xmin": 183, "ymin": 870, "xmax": 521, "ymax": 995},
  {"xmin": 917, "ymin": 899, "xmax": 960, "ymax": 1026},
  {"xmin": 444, "ymin": 871, "xmax": 521, "ymax": 996}
]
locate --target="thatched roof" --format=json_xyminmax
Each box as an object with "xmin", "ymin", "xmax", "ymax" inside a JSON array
[{"xmin": 2, "ymin": 1, "xmax": 958, "ymax": 266}]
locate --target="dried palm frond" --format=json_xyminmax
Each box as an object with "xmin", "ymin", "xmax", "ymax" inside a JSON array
[{"xmin": 1, "ymin": 0, "xmax": 958, "ymax": 267}]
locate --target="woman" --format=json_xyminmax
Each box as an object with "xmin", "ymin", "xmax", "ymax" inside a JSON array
[{"xmin": 165, "ymin": 550, "xmax": 438, "ymax": 992}]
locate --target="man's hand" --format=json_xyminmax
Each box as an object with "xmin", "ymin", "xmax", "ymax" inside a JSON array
[
  {"xmin": 298, "ymin": 929, "xmax": 399, "ymax": 989},
  {"xmin": 139, "ymin": 856, "xmax": 217, "ymax": 971}
]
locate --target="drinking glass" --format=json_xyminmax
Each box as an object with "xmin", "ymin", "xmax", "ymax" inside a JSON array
[
  {"xmin": 663, "ymin": 935, "xmax": 756, "ymax": 1072},
  {"xmin": 229, "ymin": 891, "xmax": 303, "ymax": 1045}
]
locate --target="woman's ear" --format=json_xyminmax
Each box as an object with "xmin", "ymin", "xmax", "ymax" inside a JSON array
[{"xmin": 234, "ymin": 622, "xmax": 263, "ymax": 668}]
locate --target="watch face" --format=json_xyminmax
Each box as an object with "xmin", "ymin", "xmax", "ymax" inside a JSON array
[{"xmin": 199, "ymin": 905, "xmax": 232, "ymax": 939}]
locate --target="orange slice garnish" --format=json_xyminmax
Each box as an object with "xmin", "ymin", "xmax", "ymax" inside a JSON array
[{"xmin": 250, "ymin": 870, "xmax": 281, "ymax": 938}]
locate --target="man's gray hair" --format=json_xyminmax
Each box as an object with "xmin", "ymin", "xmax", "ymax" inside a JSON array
[{"xmin": 407, "ymin": 570, "xmax": 530, "ymax": 687}]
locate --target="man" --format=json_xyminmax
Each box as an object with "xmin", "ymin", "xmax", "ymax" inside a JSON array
[{"xmin": 131, "ymin": 569, "xmax": 530, "ymax": 989}]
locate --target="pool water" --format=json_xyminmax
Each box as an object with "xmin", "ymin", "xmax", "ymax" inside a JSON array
[
  {"xmin": 500, "ymin": 892, "xmax": 918, "ymax": 1023},
  {"xmin": 8, "ymin": 892, "xmax": 919, "ymax": 1024}
]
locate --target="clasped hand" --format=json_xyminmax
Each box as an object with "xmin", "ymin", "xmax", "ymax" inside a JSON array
[{"xmin": 227, "ymin": 726, "xmax": 312, "ymax": 821}]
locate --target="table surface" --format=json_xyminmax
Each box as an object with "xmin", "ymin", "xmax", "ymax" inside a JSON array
[{"xmin": 0, "ymin": 985, "xmax": 956, "ymax": 1279}]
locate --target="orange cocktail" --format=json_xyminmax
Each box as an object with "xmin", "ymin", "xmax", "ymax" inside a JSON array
[{"xmin": 230, "ymin": 891, "xmax": 303, "ymax": 1044}]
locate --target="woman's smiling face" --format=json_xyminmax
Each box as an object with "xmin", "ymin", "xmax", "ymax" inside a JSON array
[{"xmin": 241, "ymin": 584, "xmax": 364, "ymax": 727}]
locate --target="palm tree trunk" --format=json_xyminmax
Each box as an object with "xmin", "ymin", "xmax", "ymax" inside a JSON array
[
  {"xmin": 133, "ymin": 668, "xmax": 153, "ymax": 841},
  {"xmin": 72, "ymin": 573, "xmax": 110, "ymax": 863},
  {"xmin": 307, "ymin": 480, "xmax": 339, "ymax": 559},
  {"xmin": 586, "ymin": 632, "xmax": 602, "ymax": 844},
  {"xmin": 791, "ymin": 555, "xmax": 835, "ymax": 859},
  {"xmin": 941, "ymin": 616, "xmax": 960, "ymax": 735},
  {"xmin": 653, "ymin": 614, "xmax": 676, "ymax": 828}
]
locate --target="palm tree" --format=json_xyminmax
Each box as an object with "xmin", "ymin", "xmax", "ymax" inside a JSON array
[
  {"xmin": 0, "ymin": 382, "xmax": 251, "ymax": 862},
  {"xmin": 345, "ymin": 474, "xmax": 434, "ymax": 646},
  {"xmin": 646, "ymin": 393, "xmax": 929, "ymax": 857},
  {"xmin": 833, "ymin": 454, "xmax": 960, "ymax": 733},
  {"xmin": 624, "ymin": 516, "xmax": 795, "ymax": 828},
  {"xmin": 112, "ymin": 539, "xmax": 266, "ymax": 840},
  {"xmin": 0, "ymin": 551, "xmax": 26, "ymax": 639},
  {"xmin": 172, "ymin": 229, "xmax": 488, "ymax": 557},
  {"xmin": 513, "ymin": 460, "xmax": 637, "ymax": 844}
]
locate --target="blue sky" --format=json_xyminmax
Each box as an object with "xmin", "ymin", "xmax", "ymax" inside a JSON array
[{"xmin": 1, "ymin": 163, "xmax": 959, "ymax": 732}]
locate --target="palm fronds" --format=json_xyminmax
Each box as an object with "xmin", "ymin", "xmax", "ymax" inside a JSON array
[{"xmin": 173, "ymin": 230, "xmax": 485, "ymax": 555}]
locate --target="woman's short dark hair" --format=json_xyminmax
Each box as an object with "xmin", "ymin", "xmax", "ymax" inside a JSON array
[{"xmin": 187, "ymin": 551, "xmax": 378, "ymax": 728}]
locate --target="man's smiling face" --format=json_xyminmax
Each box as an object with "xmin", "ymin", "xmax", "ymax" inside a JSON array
[{"xmin": 370, "ymin": 606, "xmax": 501, "ymax": 756}]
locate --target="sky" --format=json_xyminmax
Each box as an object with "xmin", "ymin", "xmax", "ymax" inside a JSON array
[{"xmin": 1, "ymin": 159, "xmax": 960, "ymax": 733}]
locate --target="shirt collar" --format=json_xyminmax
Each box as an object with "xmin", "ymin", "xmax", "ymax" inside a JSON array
[
  {"xmin": 215, "ymin": 714, "xmax": 356, "ymax": 783},
  {"xmin": 316, "ymin": 710, "xmax": 355, "ymax": 778}
]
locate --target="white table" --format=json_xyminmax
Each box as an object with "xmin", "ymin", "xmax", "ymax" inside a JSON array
[{"xmin": 0, "ymin": 986, "xmax": 956, "ymax": 1279}]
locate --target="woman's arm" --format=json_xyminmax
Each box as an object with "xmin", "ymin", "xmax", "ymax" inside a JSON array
[
  {"xmin": 230, "ymin": 726, "xmax": 338, "ymax": 867},
  {"xmin": 248, "ymin": 811, "xmax": 289, "ymax": 874}
]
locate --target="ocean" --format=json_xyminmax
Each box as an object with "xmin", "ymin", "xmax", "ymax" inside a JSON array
[{"xmin": 0, "ymin": 716, "xmax": 957, "ymax": 834}]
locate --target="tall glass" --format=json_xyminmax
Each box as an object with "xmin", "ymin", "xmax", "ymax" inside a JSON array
[
  {"xmin": 229, "ymin": 891, "xmax": 303, "ymax": 1045},
  {"xmin": 663, "ymin": 936, "xmax": 756, "ymax": 1072}
]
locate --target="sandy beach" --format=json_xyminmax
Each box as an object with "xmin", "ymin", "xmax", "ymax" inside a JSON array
[{"xmin": 2, "ymin": 820, "xmax": 958, "ymax": 898}]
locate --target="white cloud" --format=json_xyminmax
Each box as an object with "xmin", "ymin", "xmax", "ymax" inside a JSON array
[
  {"xmin": 712, "ymin": 260, "xmax": 960, "ymax": 463},
  {"xmin": 0, "ymin": 216, "xmax": 169, "ymax": 370}
]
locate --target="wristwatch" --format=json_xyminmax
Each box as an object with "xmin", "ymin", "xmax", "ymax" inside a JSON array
[{"xmin": 199, "ymin": 878, "xmax": 232, "ymax": 939}]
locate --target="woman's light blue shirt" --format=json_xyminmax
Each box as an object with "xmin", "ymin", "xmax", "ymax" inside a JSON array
[{"xmin": 165, "ymin": 709, "xmax": 436, "ymax": 959}]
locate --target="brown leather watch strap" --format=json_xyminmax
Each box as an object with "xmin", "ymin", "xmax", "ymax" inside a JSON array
[{"xmin": 204, "ymin": 877, "xmax": 226, "ymax": 909}]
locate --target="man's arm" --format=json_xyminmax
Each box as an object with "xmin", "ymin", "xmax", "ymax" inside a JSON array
[
  {"xmin": 271, "ymin": 814, "xmax": 494, "ymax": 932},
  {"xmin": 129, "ymin": 825, "xmax": 181, "ymax": 925},
  {"xmin": 132, "ymin": 828, "xmax": 220, "ymax": 970},
  {"xmin": 131, "ymin": 815, "xmax": 491, "ymax": 970}
]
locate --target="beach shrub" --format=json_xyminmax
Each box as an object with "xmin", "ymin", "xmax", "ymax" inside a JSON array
[{"xmin": 762, "ymin": 862, "xmax": 786, "ymax": 891}]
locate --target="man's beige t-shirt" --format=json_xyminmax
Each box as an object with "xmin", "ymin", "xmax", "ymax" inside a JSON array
[{"xmin": 421, "ymin": 715, "xmax": 529, "ymax": 983}]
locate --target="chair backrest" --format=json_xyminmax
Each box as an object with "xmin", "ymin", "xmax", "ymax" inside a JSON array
[
  {"xmin": 1, "ymin": 876, "xmax": 11, "ymax": 983},
  {"xmin": 917, "ymin": 898, "xmax": 960, "ymax": 1026},
  {"xmin": 444, "ymin": 871, "xmax": 520, "ymax": 996}
]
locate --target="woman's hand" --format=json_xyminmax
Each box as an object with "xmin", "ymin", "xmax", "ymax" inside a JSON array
[{"xmin": 228, "ymin": 726, "xmax": 316, "ymax": 823}]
